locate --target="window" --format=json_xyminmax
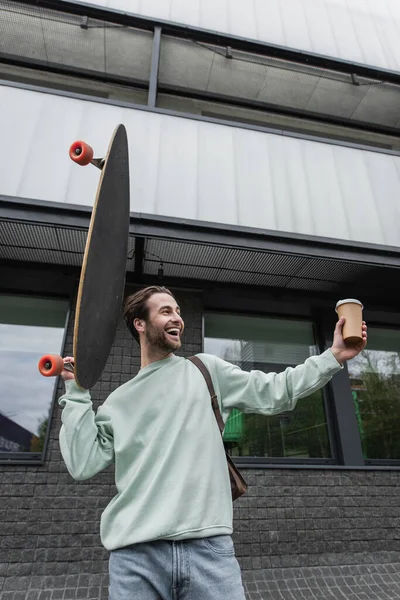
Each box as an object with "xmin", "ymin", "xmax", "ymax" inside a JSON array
[
  {"xmin": 0, "ymin": 2, "xmax": 151, "ymax": 104},
  {"xmin": 204, "ymin": 313, "xmax": 332, "ymax": 460},
  {"xmin": 157, "ymin": 34, "xmax": 400, "ymax": 152},
  {"xmin": 0, "ymin": 63, "xmax": 149, "ymax": 106},
  {"xmin": 157, "ymin": 93, "xmax": 400, "ymax": 152},
  {"xmin": 347, "ymin": 327, "xmax": 400, "ymax": 461},
  {"xmin": 0, "ymin": 295, "xmax": 68, "ymax": 458},
  {"xmin": 0, "ymin": 3, "xmax": 152, "ymax": 85}
]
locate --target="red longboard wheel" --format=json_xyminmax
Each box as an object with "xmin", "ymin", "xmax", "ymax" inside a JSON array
[
  {"xmin": 38, "ymin": 354, "xmax": 64, "ymax": 377},
  {"xmin": 69, "ymin": 140, "xmax": 94, "ymax": 166}
]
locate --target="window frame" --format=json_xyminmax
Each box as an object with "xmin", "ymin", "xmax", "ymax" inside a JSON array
[
  {"xmin": 203, "ymin": 302, "xmax": 400, "ymax": 468},
  {"xmin": 202, "ymin": 308, "xmax": 338, "ymax": 466},
  {"xmin": 0, "ymin": 292, "xmax": 70, "ymax": 465},
  {"xmin": 345, "ymin": 320, "xmax": 400, "ymax": 467}
]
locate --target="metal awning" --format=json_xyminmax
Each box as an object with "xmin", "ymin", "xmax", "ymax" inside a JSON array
[{"xmin": 1, "ymin": 196, "xmax": 400, "ymax": 305}]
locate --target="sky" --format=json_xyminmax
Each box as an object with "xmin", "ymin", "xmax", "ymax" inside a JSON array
[{"xmin": 0, "ymin": 324, "xmax": 65, "ymax": 435}]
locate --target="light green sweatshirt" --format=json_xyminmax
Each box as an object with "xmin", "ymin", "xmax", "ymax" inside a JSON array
[{"xmin": 58, "ymin": 349, "xmax": 341, "ymax": 550}]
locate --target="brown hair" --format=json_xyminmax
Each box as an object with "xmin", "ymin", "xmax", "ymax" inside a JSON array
[{"xmin": 124, "ymin": 286, "xmax": 175, "ymax": 344}]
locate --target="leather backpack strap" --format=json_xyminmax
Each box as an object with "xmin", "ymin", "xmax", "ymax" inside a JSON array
[
  {"xmin": 187, "ymin": 356, "xmax": 225, "ymax": 434},
  {"xmin": 187, "ymin": 355, "xmax": 248, "ymax": 502}
]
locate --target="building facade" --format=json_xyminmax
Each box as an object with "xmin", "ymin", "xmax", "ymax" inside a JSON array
[{"xmin": 1, "ymin": 1, "xmax": 400, "ymax": 598}]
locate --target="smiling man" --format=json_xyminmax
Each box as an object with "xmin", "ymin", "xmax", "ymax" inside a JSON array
[
  {"xmin": 58, "ymin": 285, "xmax": 367, "ymax": 600},
  {"xmin": 124, "ymin": 287, "xmax": 185, "ymax": 367}
]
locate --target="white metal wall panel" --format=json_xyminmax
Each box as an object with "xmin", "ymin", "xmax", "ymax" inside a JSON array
[
  {"xmin": 70, "ymin": 0, "xmax": 400, "ymax": 72},
  {"xmin": 2, "ymin": 85, "xmax": 400, "ymax": 248}
]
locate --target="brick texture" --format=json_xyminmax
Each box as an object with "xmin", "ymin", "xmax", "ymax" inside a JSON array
[
  {"xmin": 243, "ymin": 562, "xmax": 400, "ymax": 600},
  {"xmin": 232, "ymin": 469, "xmax": 400, "ymax": 571},
  {"xmin": 2, "ymin": 286, "xmax": 400, "ymax": 598}
]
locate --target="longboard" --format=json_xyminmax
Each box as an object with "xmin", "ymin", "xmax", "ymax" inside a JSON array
[{"xmin": 38, "ymin": 124, "xmax": 130, "ymax": 389}]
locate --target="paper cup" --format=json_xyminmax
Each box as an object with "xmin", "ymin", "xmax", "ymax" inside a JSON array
[{"xmin": 335, "ymin": 299, "xmax": 363, "ymax": 344}]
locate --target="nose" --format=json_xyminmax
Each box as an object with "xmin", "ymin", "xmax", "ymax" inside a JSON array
[{"xmin": 174, "ymin": 313, "xmax": 184, "ymax": 327}]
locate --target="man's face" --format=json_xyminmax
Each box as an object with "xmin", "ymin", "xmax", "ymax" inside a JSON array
[{"xmin": 141, "ymin": 293, "xmax": 184, "ymax": 352}]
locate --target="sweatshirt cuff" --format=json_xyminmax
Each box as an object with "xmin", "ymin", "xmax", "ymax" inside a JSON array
[
  {"xmin": 320, "ymin": 348, "xmax": 344, "ymax": 374},
  {"xmin": 58, "ymin": 379, "xmax": 91, "ymax": 406},
  {"xmin": 64, "ymin": 379, "xmax": 86, "ymax": 392}
]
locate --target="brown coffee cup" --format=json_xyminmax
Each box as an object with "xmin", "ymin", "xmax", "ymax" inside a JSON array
[{"xmin": 335, "ymin": 299, "xmax": 363, "ymax": 344}]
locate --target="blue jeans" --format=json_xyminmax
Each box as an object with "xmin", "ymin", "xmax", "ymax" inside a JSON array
[{"xmin": 109, "ymin": 535, "xmax": 246, "ymax": 599}]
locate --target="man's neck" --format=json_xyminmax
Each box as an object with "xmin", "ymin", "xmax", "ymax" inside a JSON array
[{"xmin": 140, "ymin": 346, "xmax": 174, "ymax": 369}]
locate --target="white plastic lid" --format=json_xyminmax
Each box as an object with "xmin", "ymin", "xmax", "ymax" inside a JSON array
[{"xmin": 335, "ymin": 298, "xmax": 363, "ymax": 312}]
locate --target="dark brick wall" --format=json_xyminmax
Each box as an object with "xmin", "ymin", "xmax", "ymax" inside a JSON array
[
  {"xmin": 232, "ymin": 469, "xmax": 400, "ymax": 570},
  {"xmin": 1, "ymin": 284, "xmax": 400, "ymax": 598}
]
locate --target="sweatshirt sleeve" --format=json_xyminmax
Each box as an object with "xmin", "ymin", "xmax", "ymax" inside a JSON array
[
  {"xmin": 58, "ymin": 380, "xmax": 114, "ymax": 481},
  {"xmin": 213, "ymin": 349, "xmax": 342, "ymax": 416}
]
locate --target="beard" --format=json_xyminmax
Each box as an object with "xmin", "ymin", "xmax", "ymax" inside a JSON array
[{"xmin": 145, "ymin": 322, "xmax": 182, "ymax": 352}]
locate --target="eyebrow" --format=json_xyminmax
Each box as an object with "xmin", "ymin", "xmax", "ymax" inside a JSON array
[{"xmin": 159, "ymin": 305, "xmax": 180, "ymax": 312}]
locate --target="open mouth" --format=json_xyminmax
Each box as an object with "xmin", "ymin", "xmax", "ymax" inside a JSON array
[{"xmin": 165, "ymin": 328, "xmax": 181, "ymax": 339}]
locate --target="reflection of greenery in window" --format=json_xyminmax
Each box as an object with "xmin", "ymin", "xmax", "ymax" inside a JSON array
[
  {"xmin": 347, "ymin": 328, "xmax": 400, "ymax": 460},
  {"xmin": 204, "ymin": 314, "xmax": 331, "ymax": 459},
  {"xmin": 0, "ymin": 295, "xmax": 68, "ymax": 454}
]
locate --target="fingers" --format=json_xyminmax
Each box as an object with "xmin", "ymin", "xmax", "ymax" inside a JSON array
[
  {"xmin": 61, "ymin": 357, "xmax": 75, "ymax": 380},
  {"xmin": 63, "ymin": 357, "xmax": 75, "ymax": 370},
  {"xmin": 336, "ymin": 319, "xmax": 367, "ymax": 332},
  {"xmin": 361, "ymin": 322, "xmax": 367, "ymax": 340},
  {"xmin": 335, "ymin": 317, "xmax": 345, "ymax": 332}
]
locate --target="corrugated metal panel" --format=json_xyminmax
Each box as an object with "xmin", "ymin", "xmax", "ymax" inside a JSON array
[
  {"xmin": 1, "ymin": 217, "xmax": 387, "ymax": 299},
  {"xmin": 2, "ymin": 85, "xmax": 400, "ymax": 247},
  {"xmin": 142, "ymin": 238, "xmax": 376, "ymax": 292},
  {"xmin": 0, "ymin": 219, "xmax": 136, "ymax": 268},
  {"xmin": 70, "ymin": 0, "xmax": 400, "ymax": 72}
]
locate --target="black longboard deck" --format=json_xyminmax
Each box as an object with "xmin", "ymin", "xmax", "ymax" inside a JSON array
[{"xmin": 73, "ymin": 124, "xmax": 130, "ymax": 389}]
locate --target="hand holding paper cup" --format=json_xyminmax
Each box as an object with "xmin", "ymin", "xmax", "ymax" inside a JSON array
[{"xmin": 335, "ymin": 299, "xmax": 363, "ymax": 344}]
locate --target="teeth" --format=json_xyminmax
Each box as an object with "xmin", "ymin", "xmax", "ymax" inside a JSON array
[{"xmin": 166, "ymin": 328, "xmax": 179, "ymax": 334}]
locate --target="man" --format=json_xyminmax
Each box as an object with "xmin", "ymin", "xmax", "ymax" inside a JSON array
[{"xmin": 59, "ymin": 285, "xmax": 367, "ymax": 600}]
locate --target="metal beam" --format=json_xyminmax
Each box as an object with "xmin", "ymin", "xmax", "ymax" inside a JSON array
[
  {"xmin": 0, "ymin": 53, "xmax": 149, "ymax": 91},
  {"xmin": 130, "ymin": 214, "xmax": 400, "ymax": 269},
  {"xmin": 3, "ymin": 195, "xmax": 400, "ymax": 268},
  {"xmin": 133, "ymin": 237, "xmax": 145, "ymax": 281},
  {"xmin": 320, "ymin": 314, "xmax": 365, "ymax": 466},
  {"xmin": 328, "ymin": 365, "xmax": 365, "ymax": 466},
  {"xmin": 0, "ymin": 195, "xmax": 91, "ymax": 229},
  {"xmin": 148, "ymin": 27, "xmax": 161, "ymax": 108},
  {"xmin": 157, "ymin": 84, "xmax": 400, "ymax": 138},
  {"xmin": 312, "ymin": 310, "xmax": 340, "ymax": 463}
]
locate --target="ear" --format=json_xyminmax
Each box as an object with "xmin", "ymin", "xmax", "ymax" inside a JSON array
[{"xmin": 134, "ymin": 318, "xmax": 145, "ymax": 335}]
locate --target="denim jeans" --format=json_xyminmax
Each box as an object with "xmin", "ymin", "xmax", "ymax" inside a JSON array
[{"xmin": 109, "ymin": 535, "xmax": 246, "ymax": 600}]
